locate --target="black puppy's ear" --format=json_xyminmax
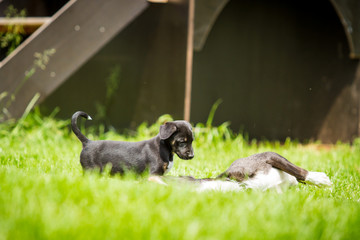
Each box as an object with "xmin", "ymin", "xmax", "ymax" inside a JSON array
[{"xmin": 160, "ymin": 122, "xmax": 177, "ymax": 140}]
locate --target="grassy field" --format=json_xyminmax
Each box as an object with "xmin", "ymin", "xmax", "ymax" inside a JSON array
[{"xmin": 0, "ymin": 110, "xmax": 360, "ymax": 240}]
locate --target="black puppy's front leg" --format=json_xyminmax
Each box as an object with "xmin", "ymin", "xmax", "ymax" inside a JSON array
[
  {"xmin": 147, "ymin": 160, "xmax": 172, "ymax": 185},
  {"xmin": 148, "ymin": 175, "xmax": 168, "ymax": 185},
  {"xmin": 149, "ymin": 161, "xmax": 169, "ymax": 176}
]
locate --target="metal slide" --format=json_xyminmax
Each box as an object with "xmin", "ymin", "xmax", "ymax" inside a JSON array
[{"xmin": 0, "ymin": 0, "xmax": 148, "ymax": 120}]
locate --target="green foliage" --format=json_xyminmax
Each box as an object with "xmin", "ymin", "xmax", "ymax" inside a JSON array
[
  {"xmin": 0, "ymin": 5, "xmax": 26, "ymax": 56},
  {"xmin": 33, "ymin": 48, "xmax": 56, "ymax": 70},
  {"xmin": 95, "ymin": 65, "xmax": 121, "ymax": 123},
  {"xmin": 0, "ymin": 48, "xmax": 56, "ymax": 122},
  {"xmin": 0, "ymin": 110, "xmax": 360, "ymax": 239}
]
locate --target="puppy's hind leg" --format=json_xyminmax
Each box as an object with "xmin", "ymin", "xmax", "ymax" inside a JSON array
[
  {"xmin": 266, "ymin": 152, "xmax": 332, "ymax": 187},
  {"xmin": 265, "ymin": 153, "xmax": 308, "ymax": 181},
  {"xmin": 303, "ymin": 171, "xmax": 332, "ymax": 187}
]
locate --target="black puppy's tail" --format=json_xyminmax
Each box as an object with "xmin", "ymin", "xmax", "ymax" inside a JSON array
[{"xmin": 71, "ymin": 111, "xmax": 92, "ymax": 145}]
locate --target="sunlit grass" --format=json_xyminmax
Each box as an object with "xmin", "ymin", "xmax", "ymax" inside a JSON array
[{"xmin": 0, "ymin": 110, "xmax": 360, "ymax": 239}]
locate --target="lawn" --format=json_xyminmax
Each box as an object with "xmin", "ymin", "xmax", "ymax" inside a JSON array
[{"xmin": 0, "ymin": 109, "xmax": 360, "ymax": 240}]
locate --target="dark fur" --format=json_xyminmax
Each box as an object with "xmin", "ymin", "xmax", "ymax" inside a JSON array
[
  {"xmin": 71, "ymin": 111, "xmax": 194, "ymax": 175},
  {"xmin": 217, "ymin": 152, "xmax": 309, "ymax": 182},
  {"xmin": 152, "ymin": 152, "xmax": 309, "ymax": 192},
  {"xmin": 161, "ymin": 152, "xmax": 309, "ymax": 184}
]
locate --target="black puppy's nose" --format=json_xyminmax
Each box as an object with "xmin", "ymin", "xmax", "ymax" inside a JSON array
[{"xmin": 188, "ymin": 153, "xmax": 194, "ymax": 159}]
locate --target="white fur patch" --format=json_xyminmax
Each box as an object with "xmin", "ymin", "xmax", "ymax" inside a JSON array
[
  {"xmin": 197, "ymin": 180, "xmax": 242, "ymax": 192},
  {"xmin": 165, "ymin": 161, "xmax": 174, "ymax": 174},
  {"xmin": 242, "ymin": 168, "xmax": 298, "ymax": 191},
  {"xmin": 305, "ymin": 171, "xmax": 332, "ymax": 187},
  {"xmin": 196, "ymin": 168, "xmax": 299, "ymax": 192}
]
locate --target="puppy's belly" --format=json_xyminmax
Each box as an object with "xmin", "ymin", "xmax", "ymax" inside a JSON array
[
  {"xmin": 196, "ymin": 168, "xmax": 298, "ymax": 192},
  {"xmin": 81, "ymin": 142, "xmax": 148, "ymax": 173},
  {"xmin": 242, "ymin": 168, "xmax": 298, "ymax": 190},
  {"xmin": 197, "ymin": 180, "xmax": 242, "ymax": 192}
]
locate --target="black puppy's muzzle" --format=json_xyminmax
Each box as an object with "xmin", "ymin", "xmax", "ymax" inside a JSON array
[
  {"xmin": 176, "ymin": 151, "xmax": 194, "ymax": 160},
  {"xmin": 183, "ymin": 151, "xmax": 194, "ymax": 160}
]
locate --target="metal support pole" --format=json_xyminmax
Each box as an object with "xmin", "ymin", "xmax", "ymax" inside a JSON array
[{"xmin": 184, "ymin": 0, "xmax": 194, "ymax": 122}]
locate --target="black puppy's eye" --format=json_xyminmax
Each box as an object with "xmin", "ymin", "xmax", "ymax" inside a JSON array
[{"xmin": 178, "ymin": 142, "xmax": 187, "ymax": 147}]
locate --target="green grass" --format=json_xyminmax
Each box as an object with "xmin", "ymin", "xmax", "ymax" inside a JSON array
[{"xmin": 1, "ymin": 110, "xmax": 360, "ymax": 240}]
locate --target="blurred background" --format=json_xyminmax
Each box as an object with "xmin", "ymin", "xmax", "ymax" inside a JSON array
[{"xmin": 0, "ymin": 0, "xmax": 359, "ymax": 143}]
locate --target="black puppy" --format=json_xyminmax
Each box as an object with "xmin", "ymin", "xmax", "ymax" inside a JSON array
[{"xmin": 71, "ymin": 111, "xmax": 194, "ymax": 175}]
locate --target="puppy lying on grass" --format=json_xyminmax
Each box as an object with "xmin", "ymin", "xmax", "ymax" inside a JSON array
[{"xmin": 150, "ymin": 152, "xmax": 332, "ymax": 192}]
